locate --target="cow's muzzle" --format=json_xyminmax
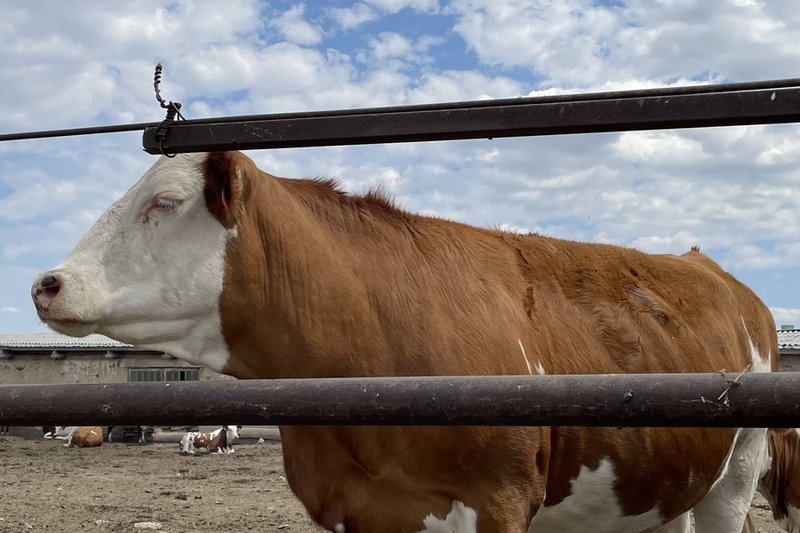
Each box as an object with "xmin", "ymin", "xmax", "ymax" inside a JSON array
[{"xmin": 31, "ymin": 273, "xmax": 63, "ymax": 314}]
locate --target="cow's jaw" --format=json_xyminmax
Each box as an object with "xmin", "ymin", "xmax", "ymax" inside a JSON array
[{"xmin": 33, "ymin": 153, "xmax": 234, "ymax": 373}]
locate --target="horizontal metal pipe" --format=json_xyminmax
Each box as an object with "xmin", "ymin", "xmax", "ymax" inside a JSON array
[
  {"xmin": 2, "ymin": 78, "xmax": 799, "ymax": 147},
  {"xmin": 1, "ymin": 373, "xmax": 799, "ymax": 428},
  {"xmin": 0, "ymin": 121, "xmax": 159, "ymax": 143},
  {"xmin": 142, "ymin": 82, "xmax": 800, "ymax": 154}
]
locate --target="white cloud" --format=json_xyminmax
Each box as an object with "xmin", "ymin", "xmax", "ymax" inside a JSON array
[
  {"xmin": 772, "ymin": 308, "xmax": 800, "ymax": 328},
  {"xmin": 270, "ymin": 4, "xmax": 323, "ymax": 46},
  {"xmin": 366, "ymin": 0, "xmax": 440, "ymax": 14},
  {"xmin": 1, "ymin": 307, "xmax": 21, "ymax": 313},
  {"xmin": 450, "ymin": 0, "xmax": 800, "ymax": 86},
  {"xmin": 0, "ymin": 0, "xmax": 264, "ymax": 129},
  {"xmin": 329, "ymin": 3, "xmax": 378, "ymax": 29},
  {"xmin": 756, "ymin": 137, "xmax": 800, "ymax": 166},
  {"xmin": 368, "ymin": 32, "xmax": 414, "ymax": 59},
  {"xmin": 614, "ymin": 132, "xmax": 708, "ymax": 165},
  {"xmin": 3, "ymin": 245, "xmax": 33, "ymax": 261}
]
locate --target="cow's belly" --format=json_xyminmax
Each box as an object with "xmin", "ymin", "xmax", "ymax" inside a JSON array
[
  {"xmin": 529, "ymin": 457, "xmax": 664, "ymax": 533},
  {"xmin": 533, "ymin": 426, "xmax": 741, "ymax": 533}
]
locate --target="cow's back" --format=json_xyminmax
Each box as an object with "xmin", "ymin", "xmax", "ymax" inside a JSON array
[
  {"xmin": 514, "ymin": 239, "xmax": 775, "ymax": 376},
  {"xmin": 69, "ymin": 427, "xmax": 103, "ymax": 448},
  {"xmin": 513, "ymin": 239, "xmax": 776, "ymax": 529}
]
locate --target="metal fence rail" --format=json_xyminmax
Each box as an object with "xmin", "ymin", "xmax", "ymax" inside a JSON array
[
  {"xmin": 2, "ymin": 372, "xmax": 799, "ymax": 428},
  {"xmin": 140, "ymin": 78, "xmax": 800, "ymax": 154}
]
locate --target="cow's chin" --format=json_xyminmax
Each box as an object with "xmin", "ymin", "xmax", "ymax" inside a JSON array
[{"xmin": 43, "ymin": 319, "xmax": 98, "ymax": 338}]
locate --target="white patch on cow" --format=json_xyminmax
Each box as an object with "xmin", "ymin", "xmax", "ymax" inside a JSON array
[
  {"xmin": 38, "ymin": 153, "xmax": 233, "ymax": 373},
  {"xmin": 741, "ymin": 316, "xmax": 771, "ymax": 373},
  {"xmin": 518, "ymin": 339, "xmax": 533, "ymax": 375},
  {"xmin": 416, "ymin": 501, "xmax": 477, "ymax": 533},
  {"xmin": 692, "ymin": 427, "xmax": 768, "ymax": 532},
  {"xmin": 47, "ymin": 426, "xmax": 74, "ymax": 441},
  {"xmin": 529, "ymin": 458, "xmax": 662, "ymax": 533},
  {"xmin": 651, "ymin": 511, "xmax": 692, "ymax": 533},
  {"xmin": 781, "ymin": 504, "xmax": 800, "ymax": 533},
  {"xmin": 178, "ymin": 431, "xmax": 199, "ymax": 455},
  {"xmin": 334, "ymin": 524, "xmax": 345, "ymax": 533},
  {"xmin": 517, "ymin": 339, "xmax": 545, "ymax": 375}
]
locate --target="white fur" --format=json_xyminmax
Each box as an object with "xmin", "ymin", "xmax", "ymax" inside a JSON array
[
  {"xmin": 518, "ymin": 339, "xmax": 533, "ymax": 375},
  {"xmin": 416, "ymin": 501, "xmax": 477, "ymax": 533},
  {"xmin": 741, "ymin": 317, "xmax": 771, "ymax": 373},
  {"xmin": 688, "ymin": 321, "xmax": 771, "ymax": 532},
  {"xmin": 781, "ymin": 504, "xmax": 800, "ymax": 533},
  {"xmin": 652, "ymin": 512, "xmax": 692, "ymax": 533},
  {"xmin": 518, "ymin": 339, "xmax": 545, "ymax": 375},
  {"xmin": 38, "ymin": 154, "xmax": 232, "ymax": 372},
  {"xmin": 529, "ymin": 458, "xmax": 662, "ymax": 533},
  {"xmin": 691, "ymin": 427, "xmax": 767, "ymax": 532},
  {"xmin": 62, "ymin": 426, "xmax": 78, "ymax": 447},
  {"xmin": 45, "ymin": 426, "xmax": 75, "ymax": 440}
]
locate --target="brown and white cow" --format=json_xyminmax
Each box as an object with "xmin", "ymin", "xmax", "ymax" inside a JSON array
[
  {"xmin": 754, "ymin": 429, "xmax": 800, "ymax": 533},
  {"xmin": 43, "ymin": 425, "xmax": 73, "ymax": 440},
  {"xmin": 62, "ymin": 426, "xmax": 103, "ymax": 448},
  {"xmin": 178, "ymin": 425, "xmax": 239, "ymax": 455},
  {"xmin": 32, "ymin": 151, "xmax": 777, "ymax": 532}
]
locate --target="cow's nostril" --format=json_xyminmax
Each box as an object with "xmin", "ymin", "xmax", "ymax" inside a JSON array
[
  {"xmin": 33, "ymin": 274, "xmax": 62, "ymax": 307},
  {"xmin": 43, "ymin": 284, "xmax": 60, "ymax": 298}
]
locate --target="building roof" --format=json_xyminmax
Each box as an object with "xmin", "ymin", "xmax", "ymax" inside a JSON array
[
  {"xmin": 3, "ymin": 328, "xmax": 800, "ymax": 353},
  {"xmin": 778, "ymin": 328, "xmax": 800, "ymax": 351},
  {"xmin": 0, "ymin": 331, "xmax": 132, "ymax": 349}
]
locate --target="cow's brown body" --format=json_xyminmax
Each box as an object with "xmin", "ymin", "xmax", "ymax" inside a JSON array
[
  {"xmin": 33, "ymin": 151, "xmax": 778, "ymax": 532},
  {"xmin": 204, "ymin": 153, "xmax": 777, "ymax": 531},
  {"xmin": 65, "ymin": 426, "xmax": 103, "ymax": 448}
]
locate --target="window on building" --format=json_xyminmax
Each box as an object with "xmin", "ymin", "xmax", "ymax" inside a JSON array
[
  {"xmin": 128, "ymin": 369, "xmax": 164, "ymax": 382},
  {"xmin": 165, "ymin": 368, "xmax": 200, "ymax": 381},
  {"xmin": 128, "ymin": 368, "xmax": 201, "ymax": 382}
]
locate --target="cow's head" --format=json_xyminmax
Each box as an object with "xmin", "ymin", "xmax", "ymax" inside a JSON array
[
  {"xmin": 225, "ymin": 425, "xmax": 240, "ymax": 442},
  {"xmin": 31, "ymin": 152, "xmax": 251, "ymax": 372}
]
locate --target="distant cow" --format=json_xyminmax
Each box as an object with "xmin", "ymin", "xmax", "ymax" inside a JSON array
[
  {"xmin": 43, "ymin": 426, "xmax": 74, "ymax": 440},
  {"xmin": 34, "ymin": 151, "xmax": 778, "ymax": 532},
  {"xmin": 62, "ymin": 426, "xmax": 103, "ymax": 448},
  {"xmin": 755, "ymin": 429, "xmax": 800, "ymax": 533},
  {"xmin": 179, "ymin": 426, "xmax": 239, "ymax": 455}
]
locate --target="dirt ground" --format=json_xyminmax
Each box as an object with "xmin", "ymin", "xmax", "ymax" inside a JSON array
[{"xmin": 0, "ymin": 431, "xmax": 784, "ymax": 532}]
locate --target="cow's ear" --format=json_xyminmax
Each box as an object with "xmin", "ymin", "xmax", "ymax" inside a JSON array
[{"xmin": 202, "ymin": 151, "xmax": 249, "ymax": 227}]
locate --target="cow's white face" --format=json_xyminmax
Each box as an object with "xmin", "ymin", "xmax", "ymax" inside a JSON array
[{"xmin": 32, "ymin": 153, "xmax": 234, "ymax": 372}]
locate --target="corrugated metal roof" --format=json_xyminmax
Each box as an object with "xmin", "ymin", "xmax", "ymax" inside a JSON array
[
  {"xmin": 0, "ymin": 331, "xmax": 132, "ymax": 349},
  {"xmin": 3, "ymin": 329, "xmax": 800, "ymax": 352},
  {"xmin": 778, "ymin": 329, "xmax": 800, "ymax": 351}
]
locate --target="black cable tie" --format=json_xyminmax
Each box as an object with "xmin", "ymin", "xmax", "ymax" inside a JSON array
[{"xmin": 153, "ymin": 63, "xmax": 185, "ymax": 158}]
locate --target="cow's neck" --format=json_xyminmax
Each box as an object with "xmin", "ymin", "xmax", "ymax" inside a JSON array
[{"xmin": 219, "ymin": 175, "xmax": 415, "ymax": 379}]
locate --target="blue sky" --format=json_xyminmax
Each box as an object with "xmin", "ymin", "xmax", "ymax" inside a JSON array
[{"xmin": 3, "ymin": 0, "xmax": 800, "ymax": 333}]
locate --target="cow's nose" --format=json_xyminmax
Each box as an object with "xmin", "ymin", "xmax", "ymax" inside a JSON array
[{"xmin": 32, "ymin": 273, "xmax": 63, "ymax": 310}]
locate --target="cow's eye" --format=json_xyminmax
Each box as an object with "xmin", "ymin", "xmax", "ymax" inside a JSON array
[{"xmin": 151, "ymin": 197, "xmax": 181, "ymax": 212}]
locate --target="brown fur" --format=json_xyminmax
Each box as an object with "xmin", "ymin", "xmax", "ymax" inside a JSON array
[
  {"xmin": 758, "ymin": 429, "xmax": 800, "ymax": 527},
  {"xmin": 202, "ymin": 151, "xmax": 777, "ymax": 532},
  {"xmin": 67, "ymin": 426, "xmax": 103, "ymax": 448}
]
